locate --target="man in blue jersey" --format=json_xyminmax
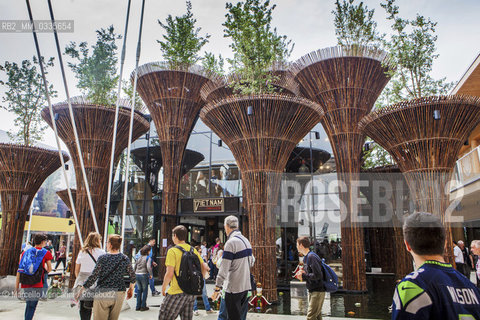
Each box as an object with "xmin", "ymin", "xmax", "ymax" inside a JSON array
[{"xmin": 392, "ymin": 212, "xmax": 480, "ymax": 319}]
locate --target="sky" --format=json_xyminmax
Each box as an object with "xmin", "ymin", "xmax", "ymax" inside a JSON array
[{"xmin": 0, "ymin": 0, "xmax": 480, "ymax": 154}]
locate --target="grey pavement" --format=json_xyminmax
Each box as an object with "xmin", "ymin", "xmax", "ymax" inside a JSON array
[{"xmin": 0, "ymin": 283, "xmax": 380, "ymax": 320}]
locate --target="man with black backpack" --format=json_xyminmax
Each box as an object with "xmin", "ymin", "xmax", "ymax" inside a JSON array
[
  {"xmin": 159, "ymin": 225, "xmax": 209, "ymax": 320},
  {"xmin": 295, "ymin": 236, "xmax": 325, "ymax": 320},
  {"xmin": 15, "ymin": 234, "xmax": 53, "ymax": 320}
]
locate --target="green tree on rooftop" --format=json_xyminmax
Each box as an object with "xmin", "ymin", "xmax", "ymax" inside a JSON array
[
  {"xmin": 224, "ymin": 0, "xmax": 294, "ymax": 95},
  {"xmin": 332, "ymin": 0, "xmax": 384, "ymax": 48},
  {"xmin": 157, "ymin": 1, "xmax": 210, "ymax": 68},
  {"xmin": 0, "ymin": 56, "xmax": 56, "ymax": 146},
  {"xmin": 379, "ymin": 0, "xmax": 454, "ymax": 105},
  {"xmin": 64, "ymin": 25, "xmax": 121, "ymax": 105}
]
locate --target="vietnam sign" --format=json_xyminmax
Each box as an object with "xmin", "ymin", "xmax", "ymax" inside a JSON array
[{"xmin": 193, "ymin": 198, "xmax": 224, "ymax": 213}]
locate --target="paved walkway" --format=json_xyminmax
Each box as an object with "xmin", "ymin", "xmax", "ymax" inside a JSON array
[{"xmin": 0, "ymin": 283, "xmax": 380, "ymax": 320}]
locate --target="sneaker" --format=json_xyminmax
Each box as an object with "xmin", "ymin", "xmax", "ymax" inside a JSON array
[
  {"xmin": 206, "ymin": 309, "xmax": 216, "ymax": 314},
  {"xmin": 193, "ymin": 310, "xmax": 200, "ymax": 316},
  {"xmin": 136, "ymin": 307, "xmax": 141, "ymax": 311},
  {"xmin": 140, "ymin": 307, "xmax": 150, "ymax": 311}
]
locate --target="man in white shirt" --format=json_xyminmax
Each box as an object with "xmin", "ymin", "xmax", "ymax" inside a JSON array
[{"xmin": 454, "ymin": 241, "xmax": 466, "ymax": 277}]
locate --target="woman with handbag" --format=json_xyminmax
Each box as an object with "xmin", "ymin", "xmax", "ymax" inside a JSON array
[
  {"xmin": 74, "ymin": 232, "xmax": 105, "ymax": 320},
  {"xmin": 76, "ymin": 234, "xmax": 136, "ymax": 320}
]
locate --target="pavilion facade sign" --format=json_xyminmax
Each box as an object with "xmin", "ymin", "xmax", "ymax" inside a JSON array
[{"xmin": 193, "ymin": 198, "xmax": 224, "ymax": 213}]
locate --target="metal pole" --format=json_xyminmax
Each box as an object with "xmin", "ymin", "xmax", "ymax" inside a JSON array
[
  {"xmin": 120, "ymin": 0, "xmax": 146, "ymax": 252},
  {"xmin": 104, "ymin": 0, "xmax": 133, "ymax": 249},
  {"xmin": 46, "ymin": 0, "xmax": 99, "ymax": 234},
  {"xmin": 309, "ymin": 131, "xmax": 316, "ymax": 252},
  {"xmin": 25, "ymin": 0, "xmax": 83, "ymax": 246}
]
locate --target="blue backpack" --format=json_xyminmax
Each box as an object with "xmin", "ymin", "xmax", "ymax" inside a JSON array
[
  {"xmin": 18, "ymin": 247, "xmax": 47, "ymax": 285},
  {"xmin": 321, "ymin": 259, "xmax": 339, "ymax": 292}
]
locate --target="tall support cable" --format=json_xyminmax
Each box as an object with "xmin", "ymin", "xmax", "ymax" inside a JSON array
[
  {"xmin": 25, "ymin": 0, "xmax": 84, "ymax": 246},
  {"xmin": 104, "ymin": 0, "xmax": 133, "ymax": 249},
  {"xmin": 120, "ymin": 0, "xmax": 146, "ymax": 252},
  {"xmin": 46, "ymin": 0, "xmax": 99, "ymax": 234}
]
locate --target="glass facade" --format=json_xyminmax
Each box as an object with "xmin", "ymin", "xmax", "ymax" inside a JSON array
[{"xmin": 107, "ymin": 118, "xmax": 343, "ymax": 280}]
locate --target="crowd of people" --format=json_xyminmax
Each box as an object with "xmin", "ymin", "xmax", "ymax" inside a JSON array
[{"xmin": 13, "ymin": 213, "xmax": 480, "ymax": 320}]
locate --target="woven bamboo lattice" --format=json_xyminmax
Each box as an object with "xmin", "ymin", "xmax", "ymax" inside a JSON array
[
  {"xmin": 360, "ymin": 165, "xmax": 412, "ymax": 278},
  {"xmin": 0, "ymin": 144, "xmax": 68, "ymax": 275},
  {"xmin": 292, "ymin": 45, "xmax": 393, "ymax": 291},
  {"xmin": 41, "ymin": 98, "xmax": 150, "ymax": 283},
  {"xmin": 359, "ymin": 95, "xmax": 480, "ymax": 265},
  {"xmin": 56, "ymin": 189, "xmax": 76, "ymax": 211},
  {"xmin": 134, "ymin": 62, "xmax": 212, "ymax": 275},
  {"xmin": 200, "ymin": 62, "xmax": 300, "ymax": 103},
  {"xmin": 201, "ymin": 94, "xmax": 324, "ymax": 301}
]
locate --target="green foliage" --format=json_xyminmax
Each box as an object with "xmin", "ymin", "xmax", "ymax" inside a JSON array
[
  {"xmin": 223, "ymin": 0, "xmax": 293, "ymax": 95},
  {"xmin": 361, "ymin": 140, "xmax": 395, "ymax": 170},
  {"xmin": 0, "ymin": 56, "xmax": 56, "ymax": 146},
  {"xmin": 202, "ymin": 52, "xmax": 225, "ymax": 75},
  {"xmin": 121, "ymin": 80, "xmax": 146, "ymax": 112},
  {"xmin": 65, "ymin": 26, "xmax": 121, "ymax": 105},
  {"xmin": 332, "ymin": 0, "xmax": 383, "ymax": 48},
  {"xmin": 157, "ymin": 1, "xmax": 210, "ymax": 68},
  {"xmin": 379, "ymin": 0, "xmax": 454, "ymax": 103}
]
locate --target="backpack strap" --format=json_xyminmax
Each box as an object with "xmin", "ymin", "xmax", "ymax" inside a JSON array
[{"xmin": 86, "ymin": 249, "xmax": 97, "ymax": 264}]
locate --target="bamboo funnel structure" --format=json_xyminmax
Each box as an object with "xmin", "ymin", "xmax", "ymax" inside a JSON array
[
  {"xmin": 360, "ymin": 95, "xmax": 480, "ymax": 265},
  {"xmin": 134, "ymin": 62, "xmax": 212, "ymax": 273},
  {"xmin": 42, "ymin": 97, "xmax": 149, "ymax": 282},
  {"xmin": 0, "ymin": 144, "xmax": 68, "ymax": 276},
  {"xmin": 292, "ymin": 45, "xmax": 393, "ymax": 291},
  {"xmin": 360, "ymin": 165, "xmax": 412, "ymax": 278},
  {"xmin": 200, "ymin": 94, "xmax": 324, "ymax": 301},
  {"xmin": 56, "ymin": 189, "xmax": 76, "ymax": 211}
]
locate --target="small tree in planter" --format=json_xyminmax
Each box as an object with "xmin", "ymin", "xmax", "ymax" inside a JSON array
[
  {"xmin": 65, "ymin": 25, "xmax": 121, "ymax": 105},
  {"xmin": 157, "ymin": 1, "xmax": 210, "ymax": 68},
  {"xmin": 223, "ymin": 0, "xmax": 293, "ymax": 94},
  {"xmin": 0, "ymin": 57, "xmax": 56, "ymax": 145},
  {"xmin": 200, "ymin": 0, "xmax": 324, "ymax": 302}
]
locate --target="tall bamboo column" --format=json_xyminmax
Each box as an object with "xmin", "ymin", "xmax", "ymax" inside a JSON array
[
  {"xmin": 201, "ymin": 94, "xmax": 324, "ymax": 301},
  {"xmin": 134, "ymin": 63, "xmax": 212, "ymax": 275},
  {"xmin": 292, "ymin": 46, "xmax": 393, "ymax": 291},
  {"xmin": 0, "ymin": 144, "xmax": 68, "ymax": 275},
  {"xmin": 361, "ymin": 166, "xmax": 412, "ymax": 278},
  {"xmin": 42, "ymin": 98, "xmax": 149, "ymax": 282},
  {"xmin": 359, "ymin": 95, "xmax": 480, "ymax": 265}
]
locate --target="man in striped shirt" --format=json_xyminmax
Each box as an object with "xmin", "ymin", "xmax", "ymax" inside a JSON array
[{"xmin": 212, "ymin": 216, "xmax": 254, "ymax": 320}]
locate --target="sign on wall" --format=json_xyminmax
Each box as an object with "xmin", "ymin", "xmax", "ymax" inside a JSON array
[{"xmin": 193, "ymin": 198, "xmax": 224, "ymax": 213}]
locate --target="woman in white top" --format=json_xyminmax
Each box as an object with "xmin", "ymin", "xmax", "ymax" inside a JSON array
[{"xmin": 74, "ymin": 232, "xmax": 105, "ymax": 320}]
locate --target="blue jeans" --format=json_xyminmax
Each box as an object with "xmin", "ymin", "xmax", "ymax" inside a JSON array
[
  {"xmin": 149, "ymin": 277, "xmax": 156, "ymax": 293},
  {"xmin": 23, "ymin": 288, "xmax": 41, "ymax": 320},
  {"xmin": 218, "ymin": 297, "xmax": 228, "ymax": 320},
  {"xmin": 42, "ymin": 272, "xmax": 48, "ymax": 298},
  {"xmin": 136, "ymin": 274, "xmax": 149, "ymax": 309},
  {"xmin": 193, "ymin": 280, "xmax": 211, "ymax": 311},
  {"xmin": 135, "ymin": 276, "xmax": 156, "ymax": 294}
]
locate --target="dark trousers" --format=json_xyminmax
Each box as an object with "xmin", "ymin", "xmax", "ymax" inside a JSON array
[
  {"xmin": 225, "ymin": 291, "xmax": 248, "ymax": 320},
  {"xmin": 55, "ymin": 257, "xmax": 66, "ymax": 270},
  {"xmin": 23, "ymin": 288, "xmax": 42, "ymax": 320},
  {"xmin": 79, "ymin": 300, "xmax": 93, "ymax": 320}
]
